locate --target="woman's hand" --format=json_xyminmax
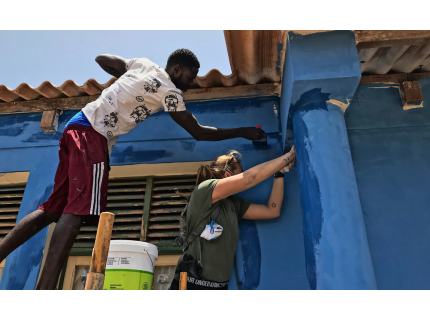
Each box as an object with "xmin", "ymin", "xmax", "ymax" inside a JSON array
[{"xmin": 280, "ymin": 146, "xmax": 296, "ymax": 173}]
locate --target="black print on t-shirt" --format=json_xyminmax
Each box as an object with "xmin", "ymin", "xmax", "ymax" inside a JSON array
[
  {"xmin": 143, "ymin": 78, "xmax": 162, "ymax": 93},
  {"xmin": 102, "ymin": 111, "xmax": 119, "ymax": 128},
  {"xmin": 165, "ymin": 94, "xmax": 179, "ymax": 112},
  {"xmin": 107, "ymin": 131, "xmax": 113, "ymax": 138},
  {"xmin": 130, "ymin": 105, "xmax": 151, "ymax": 124},
  {"xmin": 106, "ymin": 95, "xmax": 114, "ymax": 106},
  {"xmin": 136, "ymin": 96, "xmax": 144, "ymax": 102}
]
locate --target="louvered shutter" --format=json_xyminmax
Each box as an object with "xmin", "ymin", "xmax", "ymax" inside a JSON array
[
  {"xmin": 0, "ymin": 183, "xmax": 26, "ymax": 243},
  {"xmin": 72, "ymin": 174, "xmax": 197, "ymax": 254},
  {"xmin": 73, "ymin": 178, "xmax": 146, "ymax": 249},
  {"xmin": 145, "ymin": 175, "xmax": 196, "ymax": 250}
]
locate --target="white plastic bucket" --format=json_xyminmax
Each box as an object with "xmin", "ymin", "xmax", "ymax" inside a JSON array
[{"xmin": 103, "ymin": 240, "xmax": 158, "ymax": 290}]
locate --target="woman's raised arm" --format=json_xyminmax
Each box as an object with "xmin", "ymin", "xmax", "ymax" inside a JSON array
[{"xmin": 211, "ymin": 147, "xmax": 295, "ymax": 204}]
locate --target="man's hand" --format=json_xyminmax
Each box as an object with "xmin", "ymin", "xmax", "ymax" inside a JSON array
[{"xmin": 241, "ymin": 127, "xmax": 265, "ymax": 140}]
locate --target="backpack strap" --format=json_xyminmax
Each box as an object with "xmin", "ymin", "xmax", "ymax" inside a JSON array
[{"xmin": 182, "ymin": 203, "xmax": 222, "ymax": 251}]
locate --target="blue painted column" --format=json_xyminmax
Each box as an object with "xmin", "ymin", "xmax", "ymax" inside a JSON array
[
  {"xmin": 0, "ymin": 147, "xmax": 58, "ymax": 290},
  {"xmin": 280, "ymin": 31, "xmax": 377, "ymax": 289}
]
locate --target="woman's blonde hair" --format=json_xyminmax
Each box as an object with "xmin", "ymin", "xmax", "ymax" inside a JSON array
[{"xmin": 196, "ymin": 150, "xmax": 242, "ymax": 185}]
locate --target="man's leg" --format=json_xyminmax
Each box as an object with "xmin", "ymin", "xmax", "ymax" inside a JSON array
[
  {"xmin": 35, "ymin": 213, "xmax": 85, "ymax": 290},
  {"xmin": 0, "ymin": 209, "xmax": 60, "ymax": 262}
]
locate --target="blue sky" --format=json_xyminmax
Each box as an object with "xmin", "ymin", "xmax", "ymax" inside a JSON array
[{"xmin": 0, "ymin": 31, "xmax": 231, "ymax": 89}]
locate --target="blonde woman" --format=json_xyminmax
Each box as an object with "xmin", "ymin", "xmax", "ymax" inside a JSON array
[{"xmin": 170, "ymin": 146, "xmax": 296, "ymax": 290}]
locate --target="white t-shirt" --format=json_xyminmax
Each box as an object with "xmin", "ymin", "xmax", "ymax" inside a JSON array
[{"xmin": 82, "ymin": 57, "xmax": 186, "ymax": 154}]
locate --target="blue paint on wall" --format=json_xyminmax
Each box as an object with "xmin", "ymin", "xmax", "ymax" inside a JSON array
[
  {"xmin": 280, "ymin": 30, "xmax": 377, "ymax": 289},
  {"xmin": 237, "ymin": 220, "xmax": 261, "ymax": 289},
  {"xmin": 292, "ymin": 107, "xmax": 323, "ymax": 290},
  {"xmin": 280, "ymin": 30, "xmax": 361, "ymax": 151},
  {"xmin": 23, "ymin": 131, "xmax": 63, "ymax": 142},
  {"xmin": 0, "ymin": 122, "xmax": 30, "ymax": 136}
]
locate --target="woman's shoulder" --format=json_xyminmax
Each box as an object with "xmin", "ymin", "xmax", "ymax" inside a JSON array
[{"xmin": 195, "ymin": 179, "xmax": 220, "ymax": 191}]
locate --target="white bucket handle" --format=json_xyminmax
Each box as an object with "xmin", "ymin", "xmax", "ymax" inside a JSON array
[{"xmin": 144, "ymin": 248, "xmax": 155, "ymax": 270}]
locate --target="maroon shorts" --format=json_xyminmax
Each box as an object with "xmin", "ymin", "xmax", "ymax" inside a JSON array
[{"xmin": 39, "ymin": 125, "xmax": 109, "ymax": 223}]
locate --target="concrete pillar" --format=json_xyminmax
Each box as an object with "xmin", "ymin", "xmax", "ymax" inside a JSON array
[{"xmin": 280, "ymin": 31, "xmax": 377, "ymax": 289}]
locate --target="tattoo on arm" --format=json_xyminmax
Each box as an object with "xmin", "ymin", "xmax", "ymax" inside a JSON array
[{"xmin": 271, "ymin": 203, "xmax": 276, "ymax": 208}]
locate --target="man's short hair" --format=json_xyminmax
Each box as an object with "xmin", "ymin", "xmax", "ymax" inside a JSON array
[{"xmin": 166, "ymin": 49, "xmax": 200, "ymax": 70}]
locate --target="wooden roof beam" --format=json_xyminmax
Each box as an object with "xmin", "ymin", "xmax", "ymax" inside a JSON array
[{"xmin": 355, "ymin": 30, "xmax": 430, "ymax": 49}]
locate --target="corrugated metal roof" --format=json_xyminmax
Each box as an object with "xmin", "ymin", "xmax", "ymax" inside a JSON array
[
  {"xmin": 2, "ymin": 30, "xmax": 430, "ymax": 104},
  {"xmin": 359, "ymin": 44, "xmax": 430, "ymax": 75},
  {"xmin": 0, "ymin": 71, "xmax": 239, "ymax": 103}
]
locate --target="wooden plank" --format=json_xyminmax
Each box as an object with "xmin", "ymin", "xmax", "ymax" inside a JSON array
[
  {"xmin": 85, "ymin": 212, "xmax": 115, "ymax": 290},
  {"xmin": 40, "ymin": 110, "xmax": 60, "ymax": 132},
  {"xmin": 148, "ymin": 223, "xmax": 179, "ymax": 230},
  {"xmin": 106, "ymin": 202, "xmax": 144, "ymax": 208},
  {"xmin": 147, "ymin": 231, "xmax": 180, "ymax": 238},
  {"xmin": 0, "ymin": 95, "xmax": 98, "ymax": 115},
  {"xmin": 107, "ymin": 187, "xmax": 146, "ymax": 193},
  {"xmin": 0, "ymin": 228, "xmax": 13, "ymax": 234},
  {"xmin": 0, "ymin": 188, "xmax": 26, "ymax": 193},
  {"xmin": 80, "ymin": 224, "xmax": 141, "ymax": 232},
  {"xmin": 153, "ymin": 178, "xmax": 196, "ymax": 185},
  {"xmin": 183, "ymin": 83, "xmax": 281, "ymax": 102},
  {"xmin": 154, "ymin": 254, "xmax": 181, "ymax": 267},
  {"xmin": 108, "ymin": 181, "xmax": 146, "ymax": 187},
  {"xmin": 0, "ymin": 221, "xmax": 16, "ymax": 227},
  {"xmin": 140, "ymin": 177, "xmax": 153, "ymax": 241},
  {"xmin": 76, "ymin": 232, "xmax": 140, "ymax": 240},
  {"xmin": 151, "ymin": 199, "xmax": 188, "ymax": 207},
  {"xmin": 69, "ymin": 248, "xmax": 93, "ymax": 256},
  {"xmin": 152, "ymin": 184, "xmax": 195, "ymax": 191},
  {"xmin": 109, "ymin": 209, "xmax": 142, "ymax": 215},
  {"xmin": 149, "ymin": 215, "xmax": 180, "ymax": 222},
  {"xmin": 107, "ymin": 194, "xmax": 144, "ymax": 201},
  {"xmin": 355, "ymin": 30, "xmax": 430, "ymax": 49},
  {"xmin": 0, "ymin": 213, "xmax": 18, "ymax": 220},
  {"xmin": 152, "ymin": 192, "xmax": 192, "ymax": 199},
  {"xmin": 0, "ymin": 200, "xmax": 21, "ymax": 205},
  {"xmin": 0, "ymin": 193, "xmax": 24, "ymax": 199},
  {"xmin": 114, "ymin": 216, "xmax": 142, "ymax": 223},
  {"xmin": 360, "ymin": 72, "xmax": 430, "ymax": 84},
  {"xmin": 72, "ymin": 242, "xmax": 95, "ymax": 248},
  {"xmin": 403, "ymin": 81, "xmax": 423, "ymax": 103},
  {"xmin": 0, "ymin": 83, "xmax": 280, "ymax": 115},
  {"xmin": 148, "ymin": 239, "xmax": 178, "ymax": 247},
  {"xmin": 150, "ymin": 207, "xmax": 184, "ymax": 214},
  {"xmin": 0, "ymin": 207, "xmax": 20, "ymax": 213},
  {"xmin": 62, "ymin": 256, "xmax": 77, "ymax": 290}
]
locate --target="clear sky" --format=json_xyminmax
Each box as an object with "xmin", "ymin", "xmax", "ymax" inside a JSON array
[{"xmin": 0, "ymin": 31, "xmax": 231, "ymax": 89}]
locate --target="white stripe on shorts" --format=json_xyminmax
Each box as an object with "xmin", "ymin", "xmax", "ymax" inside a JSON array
[{"xmin": 90, "ymin": 162, "xmax": 104, "ymax": 215}]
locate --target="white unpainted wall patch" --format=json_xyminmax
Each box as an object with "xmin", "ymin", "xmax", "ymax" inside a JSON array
[{"xmin": 404, "ymin": 101, "xmax": 424, "ymax": 110}]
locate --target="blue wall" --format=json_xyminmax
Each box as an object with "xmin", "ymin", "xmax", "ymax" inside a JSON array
[
  {"xmin": 1, "ymin": 79, "xmax": 430, "ymax": 289},
  {"xmin": 344, "ymin": 79, "xmax": 430, "ymax": 289}
]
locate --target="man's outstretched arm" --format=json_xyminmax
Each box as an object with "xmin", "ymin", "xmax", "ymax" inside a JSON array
[
  {"xmin": 95, "ymin": 54, "xmax": 127, "ymax": 78},
  {"xmin": 169, "ymin": 110, "xmax": 265, "ymax": 141}
]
